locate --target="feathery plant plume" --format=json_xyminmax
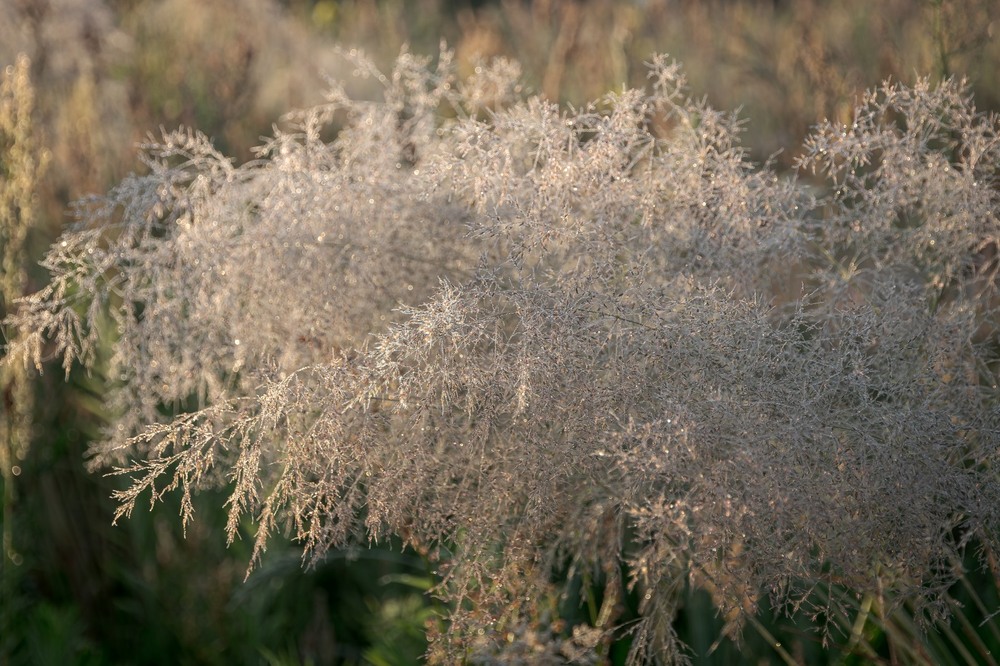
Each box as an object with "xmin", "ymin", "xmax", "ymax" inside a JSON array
[
  {"xmin": 1, "ymin": 51, "xmax": 46, "ymax": 580},
  {"xmin": 1, "ymin": 53, "xmax": 47, "ymax": 657},
  {"xmin": 4, "ymin": 47, "xmax": 1000, "ymax": 662}
]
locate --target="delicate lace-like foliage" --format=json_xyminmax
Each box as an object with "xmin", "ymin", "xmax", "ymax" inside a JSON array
[{"xmin": 6, "ymin": 50, "xmax": 1000, "ymax": 663}]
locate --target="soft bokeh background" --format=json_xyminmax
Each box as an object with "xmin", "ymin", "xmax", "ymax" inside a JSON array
[{"xmin": 2, "ymin": 1, "xmax": 999, "ymax": 663}]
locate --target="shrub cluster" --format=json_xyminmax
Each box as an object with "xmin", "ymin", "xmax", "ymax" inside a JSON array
[{"xmin": 6, "ymin": 49, "xmax": 1000, "ymax": 663}]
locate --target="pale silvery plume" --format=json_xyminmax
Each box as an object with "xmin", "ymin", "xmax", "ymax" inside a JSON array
[{"xmin": 5, "ymin": 49, "xmax": 1000, "ymax": 663}]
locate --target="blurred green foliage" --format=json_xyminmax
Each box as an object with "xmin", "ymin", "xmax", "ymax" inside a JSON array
[{"xmin": 1, "ymin": 0, "xmax": 999, "ymax": 663}]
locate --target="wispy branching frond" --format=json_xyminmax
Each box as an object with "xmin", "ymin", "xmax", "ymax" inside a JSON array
[{"xmin": 6, "ymin": 49, "xmax": 1000, "ymax": 663}]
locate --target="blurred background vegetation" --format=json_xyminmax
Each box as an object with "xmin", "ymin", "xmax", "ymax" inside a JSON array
[{"xmin": 1, "ymin": 0, "xmax": 999, "ymax": 663}]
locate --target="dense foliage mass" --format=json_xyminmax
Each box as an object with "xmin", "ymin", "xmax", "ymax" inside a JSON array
[{"xmin": 6, "ymin": 49, "xmax": 1000, "ymax": 663}]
